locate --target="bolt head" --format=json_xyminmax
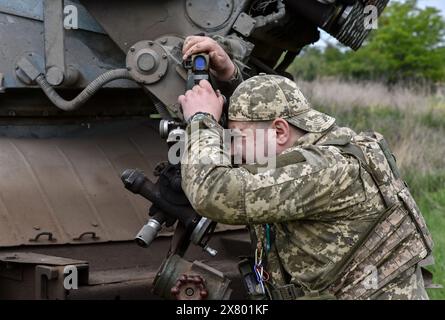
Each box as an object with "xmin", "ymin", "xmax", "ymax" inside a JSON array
[
  {"xmin": 185, "ymin": 287, "xmax": 195, "ymax": 296},
  {"xmin": 200, "ymin": 290, "xmax": 209, "ymax": 299},
  {"xmin": 171, "ymin": 287, "xmax": 180, "ymax": 295},
  {"xmin": 46, "ymin": 67, "xmax": 64, "ymax": 86},
  {"xmin": 137, "ymin": 53, "xmax": 156, "ymax": 72}
]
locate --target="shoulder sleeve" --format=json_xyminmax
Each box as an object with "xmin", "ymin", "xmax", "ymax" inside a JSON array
[{"xmin": 181, "ymin": 119, "xmax": 364, "ymax": 224}]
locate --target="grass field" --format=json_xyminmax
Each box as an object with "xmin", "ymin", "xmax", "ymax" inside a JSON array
[{"xmin": 296, "ymin": 79, "xmax": 445, "ymax": 299}]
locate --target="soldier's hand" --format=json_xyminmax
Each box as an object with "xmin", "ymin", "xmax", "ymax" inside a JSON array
[
  {"xmin": 178, "ymin": 80, "xmax": 224, "ymax": 122},
  {"xmin": 183, "ymin": 36, "xmax": 236, "ymax": 82}
]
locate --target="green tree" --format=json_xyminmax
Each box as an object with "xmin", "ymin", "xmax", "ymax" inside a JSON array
[
  {"xmin": 287, "ymin": 44, "xmax": 346, "ymax": 81},
  {"xmin": 290, "ymin": 0, "xmax": 445, "ymax": 84},
  {"xmin": 287, "ymin": 46, "xmax": 325, "ymax": 81}
]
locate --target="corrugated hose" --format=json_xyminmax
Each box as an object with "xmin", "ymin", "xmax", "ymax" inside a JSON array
[{"xmin": 35, "ymin": 69, "xmax": 133, "ymax": 111}]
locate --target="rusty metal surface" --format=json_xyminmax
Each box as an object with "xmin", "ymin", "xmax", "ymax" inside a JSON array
[
  {"xmin": 0, "ymin": 0, "xmax": 106, "ymax": 34},
  {"xmin": 0, "ymin": 252, "xmax": 86, "ymax": 265},
  {"xmin": 79, "ymin": 0, "xmax": 247, "ymax": 53},
  {"xmin": 0, "ymin": 251, "xmax": 89, "ymax": 299},
  {"xmin": 0, "ymin": 11, "xmax": 136, "ymax": 90},
  {"xmin": 0, "ymin": 119, "xmax": 168, "ymax": 246},
  {"xmin": 1, "ymin": 229, "xmax": 250, "ymax": 271},
  {"xmin": 78, "ymin": 0, "xmax": 249, "ymax": 111},
  {"xmin": 0, "ymin": 230, "xmax": 251, "ymax": 299},
  {"xmin": 67, "ymin": 276, "xmax": 154, "ymax": 300},
  {"xmin": 0, "ymin": 89, "xmax": 153, "ymax": 119}
]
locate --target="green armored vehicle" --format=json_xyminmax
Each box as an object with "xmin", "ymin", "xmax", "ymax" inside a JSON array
[{"xmin": 0, "ymin": 0, "xmax": 389, "ymax": 299}]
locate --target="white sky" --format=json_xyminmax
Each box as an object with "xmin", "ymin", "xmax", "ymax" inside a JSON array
[{"xmin": 418, "ymin": 0, "xmax": 445, "ymax": 14}]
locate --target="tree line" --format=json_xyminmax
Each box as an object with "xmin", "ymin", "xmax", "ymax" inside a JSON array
[{"xmin": 288, "ymin": 0, "xmax": 445, "ymax": 85}]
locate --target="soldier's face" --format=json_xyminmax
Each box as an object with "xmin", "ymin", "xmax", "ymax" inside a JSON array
[{"xmin": 228, "ymin": 121, "xmax": 277, "ymax": 164}]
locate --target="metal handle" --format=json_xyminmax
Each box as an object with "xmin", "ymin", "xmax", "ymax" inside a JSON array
[
  {"xmin": 73, "ymin": 231, "xmax": 99, "ymax": 241},
  {"xmin": 29, "ymin": 232, "xmax": 56, "ymax": 242}
]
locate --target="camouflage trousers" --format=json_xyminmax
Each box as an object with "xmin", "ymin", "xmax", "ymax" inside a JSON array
[{"xmin": 373, "ymin": 265, "xmax": 429, "ymax": 300}]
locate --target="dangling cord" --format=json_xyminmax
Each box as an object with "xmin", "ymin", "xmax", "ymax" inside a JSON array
[{"xmin": 254, "ymin": 241, "xmax": 266, "ymax": 294}]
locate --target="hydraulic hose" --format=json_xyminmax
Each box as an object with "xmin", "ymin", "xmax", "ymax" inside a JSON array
[{"xmin": 35, "ymin": 69, "xmax": 133, "ymax": 111}]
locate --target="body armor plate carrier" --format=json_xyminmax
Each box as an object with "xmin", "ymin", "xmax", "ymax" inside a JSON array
[{"xmin": 316, "ymin": 131, "xmax": 435, "ymax": 299}]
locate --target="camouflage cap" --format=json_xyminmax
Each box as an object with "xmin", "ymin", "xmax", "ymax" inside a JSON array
[{"xmin": 229, "ymin": 74, "xmax": 335, "ymax": 133}]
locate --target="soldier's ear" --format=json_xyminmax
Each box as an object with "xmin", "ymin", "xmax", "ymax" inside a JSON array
[{"xmin": 272, "ymin": 118, "xmax": 290, "ymax": 145}]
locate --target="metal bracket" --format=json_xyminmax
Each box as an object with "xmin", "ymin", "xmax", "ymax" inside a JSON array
[
  {"xmin": 232, "ymin": 0, "xmax": 286, "ymax": 37},
  {"xmin": 29, "ymin": 232, "xmax": 57, "ymax": 243},
  {"xmin": 44, "ymin": 0, "xmax": 65, "ymax": 86},
  {"xmin": 232, "ymin": 13, "xmax": 257, "ymax": 37},
  {"xmin": 35, "ymin": 265, "xmax": 60, "ymax": 300},
  {"xmin": 43, "ymin": 0, "xmax": 78, "ymax": 86},
  {"xmin": 190, "ymin": 217, "xmax": 218, "ymax": 257},
  {"xmin": 0, "ymin": 253, "xmax": 90, "ymax": 299},
  {"xmin": 73, "ymin": 231, "xmax": 100, "ymax": 241},
  {"xmin": 126, "ymin": 40, "xmax": 169, "ymax": 85},
  {"xmin": 16, "ymin": 54, "xmax": 45, "ymax": 84},
  {"xmin": 34, "ymin": 264, "xmax": 89, "ymax": 299}
]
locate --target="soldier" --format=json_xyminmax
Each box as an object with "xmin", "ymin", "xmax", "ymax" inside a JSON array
[{"xmin": 179, "ymin": 36, "xmax": 434, "ymax": 300}]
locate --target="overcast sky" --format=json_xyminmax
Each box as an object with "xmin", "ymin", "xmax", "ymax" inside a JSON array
[{"xmin": 418, "ymin": 0, "xmax": 445, "ymax": 15}]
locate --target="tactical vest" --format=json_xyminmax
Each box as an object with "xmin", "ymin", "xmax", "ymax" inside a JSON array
[{"xmin": 314, "ymin": 131, "xmax": 435, "ymax": 299}]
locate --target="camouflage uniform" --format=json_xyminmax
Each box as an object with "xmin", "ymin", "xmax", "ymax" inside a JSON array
[{"xmin": 181, "ymin": 75, "xmax": 431, "ymax": 300}]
